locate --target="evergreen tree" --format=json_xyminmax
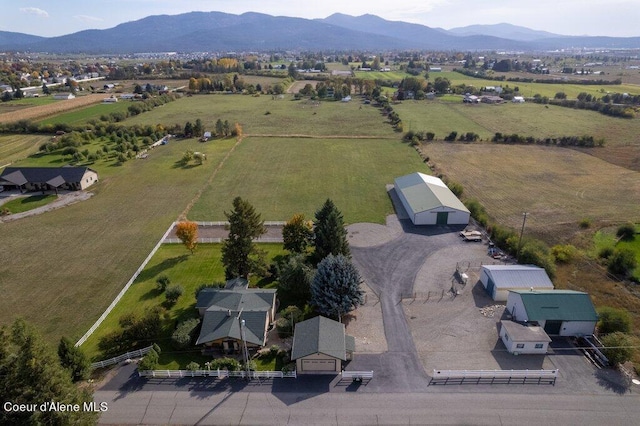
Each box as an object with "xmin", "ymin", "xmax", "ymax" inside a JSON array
[
  {"xmin": 1, "ymin": 319, "xmax": 98, "ymax": 425},
  {"xmin": 310, "ymin": 254, "xmax": 364, "ymax": 320},
  {"xmin": 58, "ymin": 336, "xmax": 91, "ymax": 382},
  {"xmin": 314, "ymin": 199, "xmax": 350, "ymax": 262},
  {"xmin": 278, "ymin": 254, "xmax": 315, "ymax": 308},
  {"xmin": 221, "ymin": 197, "xmax": 266, "ymax": 279}
]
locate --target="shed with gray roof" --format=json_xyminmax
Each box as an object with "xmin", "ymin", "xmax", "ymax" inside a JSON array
[
  {"xmin": 291, "ymin": 316, "xmax": 355, "ymax": 374},
  {"xmin": 480, "ymin": 264, "xmax": 554, "ymax": 301},
  {"xmin": 394, "ymin": 172, "xmax": 469, "ymax": 225}
]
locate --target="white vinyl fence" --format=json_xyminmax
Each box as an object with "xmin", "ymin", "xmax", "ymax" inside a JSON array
[
  {"xmin": 138, "ymin": 369, "xmax": 296, "ymax": 379},
  {"xmin": 90, "ymin": 346, "xmax": 153, "ymax": 370},
  {"xmin": 75, "ymin": 222, "xmax": 176, "ymax": 347},
  {"xmin": 164, "ymin": 237, "xmax": 283, "ymax": 244},
  {"xmin": 430, "ymin": 369, "xmax": 558, "ymax": 385}
]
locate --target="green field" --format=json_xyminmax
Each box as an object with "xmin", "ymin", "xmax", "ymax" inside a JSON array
[
  {"xmin": 37, "ymin": 101, "xmax": 131, "ymax": 126},
  {"xmin": 394, "ymin": 100, "xmax": 640, "ymax": 146},
  {"xmin": 0, "ymin": 134, "xmax": 51, "ymax": 166},
  {"xmin": 0, "ymin": 137, "xmax": 237, "ymax": 342},
  {"xmin": 189, "ymin": 137, "xmax": 429, "ymax": 223},
  {"xmin": 353, "ymin": 71, "xmax": 409, "ymax": 81},
  {"xmin": 81, "ymin": 243, "xmax": 286, "ymax": 367},
  {"xmin": 125, "ymin": 94, "xmax": 395, "ymax": 137}
]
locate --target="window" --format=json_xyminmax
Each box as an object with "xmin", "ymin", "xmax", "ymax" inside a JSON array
[
  {"xmin": 516, "ymin": 343, "xmax": 525, "ymax": 349},
  {"xmin": 535, "ymin": 343, "xmax": 544, "ymax": 349}
]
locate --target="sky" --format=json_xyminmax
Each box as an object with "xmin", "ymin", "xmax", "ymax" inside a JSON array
[{"xmin": 4, "ymin": 0, "xmax": 639, "ymax": 38}]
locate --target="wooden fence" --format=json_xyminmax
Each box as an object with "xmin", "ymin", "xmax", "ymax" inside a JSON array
[
  {"xmin": 430, "ymin": 369, "xmax": 558, "ymax": 385},
  {"xmin": 138, "ymin": 369, "xmax": 297, "ymax": 379},
  {"xmin": 90, "ymin": 345, "xmax": 153, "ymax": 370}
]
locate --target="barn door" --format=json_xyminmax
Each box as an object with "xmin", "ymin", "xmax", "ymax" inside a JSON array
[{"xmin": 436, "ymin": 212, "xmax": 448, "ymax": 225}]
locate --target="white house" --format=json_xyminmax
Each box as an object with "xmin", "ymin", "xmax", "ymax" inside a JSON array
[
  {"xmin": 394, "ymin": 172, "xmax": 470, "ymax": 226},
  {"xmin": 480, "ymin": 265, "xmax": 554, "ymax": 301},
  {"xmin": 506, "ymin": 290, "xmax": 598, "ymax": 337},
  {"xmin": 499, "ymin": 320, "xmax": 551, "ymax": 355}
]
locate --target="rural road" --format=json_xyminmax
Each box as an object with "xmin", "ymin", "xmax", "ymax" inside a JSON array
[{"xmin": 95, "ymin": 387, "xmax": 640, "ymax": 425}]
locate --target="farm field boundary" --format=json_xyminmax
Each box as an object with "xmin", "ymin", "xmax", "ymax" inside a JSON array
[{"xmin": 0, "ymin": 94, "xmax": 106, "ymax": 123}]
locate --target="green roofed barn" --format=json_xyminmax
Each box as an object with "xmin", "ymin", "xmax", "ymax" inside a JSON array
[{"xmin": 394, "ymin": 172, "xmax": 469, "ymax": 225}]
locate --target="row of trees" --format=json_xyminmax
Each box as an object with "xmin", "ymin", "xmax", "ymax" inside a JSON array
[{"xmin": 491, "ymin": 132, "xmax": 605, "ymax": 147}]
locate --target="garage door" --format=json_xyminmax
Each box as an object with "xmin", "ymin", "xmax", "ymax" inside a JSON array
[{"xmin": 301, "ymin": 359, "xmax": 336, "ymax": 372}]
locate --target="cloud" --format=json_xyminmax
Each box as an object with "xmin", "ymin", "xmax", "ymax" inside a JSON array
[
  {"xmin": 19, "ymin": 7, "xmax": 49, "ymax": 18},
  {"xmin": 74, "ymin": 15, "xmax": 104, "ymax": 23}
]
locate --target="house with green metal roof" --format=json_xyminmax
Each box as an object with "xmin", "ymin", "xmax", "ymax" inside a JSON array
[
  {"xmin": 506, "ymin": 290, "xmax": 598, "ymax": 337},
  {"xmin": 195, "ymin": 286, "xmax": 276, "ymax": 354},
  {"xmin": 394, "ymin": 172, "xmax": 469, "ymax": 225},
  {"xmin": 291, "ymin": 316, "xmax": 355, "ymax": 374}
]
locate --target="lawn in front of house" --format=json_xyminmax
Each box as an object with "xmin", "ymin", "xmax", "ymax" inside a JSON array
[
  {"xmin": 1, "ymin": 194, "xmax": 57, "ymax": 214},
  {"xmin": 81, "ymin": 243, "xmax": 286, "ymax": 369}
]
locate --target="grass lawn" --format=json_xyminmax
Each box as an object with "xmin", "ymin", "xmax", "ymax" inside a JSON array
[
  {"xmin": 124, "ymin": 94, "xmax": 396, "ymax": 137},
  {"xmin": 394, "ymin": 100, "xmax": 640, "ymax": 146},
  {"xmin": 421, "ymin": 142, "xmax": 640, "ymax": 244},
  {"xmin": 189, "ymin": 137, "xmax": 429, "ymax": 224},
  {"xmin": 81, "ymin": 243, "xmax": 286, "ymax": 369},
  {"xmin": 0, "ymin": 134, "xmax": 51, "ymax": 166},
  {"xmin": 1, "ymin": 194, "xmax": 57, "ymax": 214},
  {"xmin": 0, "ymin": 137, "xmax": 237, "ymax": 343}
]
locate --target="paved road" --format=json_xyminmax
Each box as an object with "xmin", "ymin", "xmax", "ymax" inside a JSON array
[
  {"xmin": 95, "ymin": 388, "xmax": 640, "ymax": 425},
  {"xmin": 349, "ymin": 222, "xmax": 464, "ymax": 391}
]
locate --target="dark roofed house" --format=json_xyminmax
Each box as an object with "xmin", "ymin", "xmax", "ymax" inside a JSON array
[
  {"xmin": 195, "ymin": 285, "xmax": 276, "ymax": 354},
  {"xmin": 291, "ymin": 316, "xmax": 355, "ymax": 374},
  {"xmin": 0, "ymin": 166, "xmax": 98, "ymax": 193}
]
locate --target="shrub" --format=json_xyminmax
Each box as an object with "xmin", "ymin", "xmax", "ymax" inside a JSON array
[
  {"xmin": 186, "ymin": 361, "xmax": 201, "ymax": 371},
  {"xmin": 607, "ymin": 248, "xmax": 637, "ymax": 276},
  {"xmin": 138, "ymin": 348, "xmax": 159, "ymax": 370},
  {"xmin": 598, "ymin": 246, "xmax": 615, "ymax": 260},
  {"xmin": 445, "ymin": 180, "xmax": 463, "ymax": 197},
  {"xmin": 209, "ymin": 357, "xmax": 240, "ymax": 371},
  {"xmin": 165, "ymin": 284, "xmax": 184, "ymax": 304},
  {"xmin": 171, "ymin": 318, "xmax": 200, "ymax": 349},
  {"xmin": 616, "ymin": 223, "xmax": 636, "ymax": 241},
  {"xmin": 551, "ymin": 244, "xmax": 577, "ymax": 264},
  {"xmin": 156, "ymin": 275, "xmax": 170, "ymax": 291},
  {"xmin": 269, "ymin": 345, "xmax": 281, "ymax": 356},
  {"xmin": 601, "ymin": 332, "xmax": 634, "ymax": 365},
  {"xmin": 276, "ymin": 317, "xmax": 291, "ymax": 338},
  {"xmin": 519, "ymin": 239, "xmax": 556, "ymax": 279},
  {"xmin": 464, "ymin": 199, "xmax": 488, "ymax": 227},
  {"xmin": 280, "ymin": 305, "xmax": 304, "ymax": 325},
  {"xmin": 444, "ymin": 131, "xmax": 458, "ymax": 141},
  {"xmin": 597, "ymin": 307, "xmax": 632, "ymax": 335},
  {"xmin": 578, "ymin": 218, "xmax": 592, "ymax": 229}
]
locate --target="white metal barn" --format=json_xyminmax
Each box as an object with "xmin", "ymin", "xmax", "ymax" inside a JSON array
[
  {"xmin": 394, "ymin": 172, "xmax": 470, "ymax": 225},
  {"xmin": 480, "ymin": 265, "xmax": 554, "ymax": 302}
]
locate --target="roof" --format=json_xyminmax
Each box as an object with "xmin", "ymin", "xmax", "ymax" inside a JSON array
[
  {"xmin": 510, "ymin": 290, "xmax": 598, "ymax": 322},
  {"xmin": 501, "ymin": 320, "xmax": 551, "ymax": 342},
  {"xmin": 0, "ymin": 167, "xmax": 96, "ymax": 186},
  {"xmin": 482, "ymin": 265, "xmax": 554, "ymax": 289},
  {"xmin": 196, "ymin": 310, "xmax": 267, "ymax": 346},
  {"xmin": 394, "ymin": 172, "xmax": 469, "ymax": 215},
  {"xmin": 195, "ymin": 287, "xmax": 276, "ymax": 346},
  {"xmin": 291, "ymin": 316, "xmax": 354, "ymax": 361},
  {"xmin": 196, "ymin": 288, "xmax": 275, "ymax": 312}
]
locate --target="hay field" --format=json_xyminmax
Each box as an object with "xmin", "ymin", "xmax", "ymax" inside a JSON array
[
  {"xmin": 188, "ymin": 137, "xmax": 429, "ymax": 224},
  {"xmin": 0, "ymin": 138, "xmax": 237, "ymax": 342},
  {"xmin": 0, "ymin": 134, "xmax": 51, "ymax": 166},
  {"xmin": 0, "ymin": 94, "xmax": 106, "ymax": 123},
  {"xmin": 422, "ymin": 142, "xmax": 640, "ymax": 243},
  {"xmin": 124, "ymin": 94, "xmax": 395, "ymax": 137}
]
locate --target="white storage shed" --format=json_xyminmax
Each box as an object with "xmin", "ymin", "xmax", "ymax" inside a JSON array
[{"xmin": 480, "ymin": 265, "xmax": 554, "ymax": 302}]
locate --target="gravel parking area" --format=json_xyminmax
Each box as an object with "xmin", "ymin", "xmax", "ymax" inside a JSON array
[{"xmin": 0, "ymin": 190, "xmax": 93, "ymax": 222}]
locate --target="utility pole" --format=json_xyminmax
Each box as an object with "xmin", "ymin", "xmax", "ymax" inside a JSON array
[
  {"xmin": 239, "ymin": 318, "xmax": 250, "ymax": 379},
  {"xmin": 516, "ymin": 212, "xmax": 528, "ymax": 262}
]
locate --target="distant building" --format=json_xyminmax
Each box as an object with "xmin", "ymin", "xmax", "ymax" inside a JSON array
[
  {"xmin": 512, "ymin": 96, "xmax": 525, "ymax": 103},
  {"xmin": 53, "ymin": 93, "xmax": 75, "ymax": 100},
  {"xmin": 0, "ymin": 166, "xmax": 98, "ymax": 193}
]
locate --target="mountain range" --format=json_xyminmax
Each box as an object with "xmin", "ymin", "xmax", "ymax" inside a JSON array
[{"xmin": 1, "ymin": 12, "xmax": 639, "ymax": 54}]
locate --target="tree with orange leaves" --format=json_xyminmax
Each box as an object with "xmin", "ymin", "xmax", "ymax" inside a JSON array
[{"xmin": 176, "ymin": 221, "xmax": 198, "ymax": 254}]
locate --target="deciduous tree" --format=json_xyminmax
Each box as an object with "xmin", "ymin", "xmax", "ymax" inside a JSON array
[
  {"xmin": 278, "ymin": 254, "xmax": 314, "ymax": 308},
  {"xmin": 283, "ymin": 213, "xmax": 313, "ymax": 253},
  {"xmin": 221, "ymin": 197, "xmax": 266, "ymax": 279},
  {"xmin": 176, "ymin": 221, "xmax": 198, "ymax": 254},
  {"xmin": 310, "ymin": 254, "xmax": 364, "ymax": 321}
]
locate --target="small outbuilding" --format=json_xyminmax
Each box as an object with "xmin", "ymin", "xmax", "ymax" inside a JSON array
[
  {"xmin": 291, "ymin": 316, "xmax": 355, "ymax": 374},
  {"xmin": 53, "ymin": 93, "xmax": 75, "ymax": 100},
  {"xmin": 506, "ymin": 290, "xmax": 598, "ymax": 337},
  {"xmin": 499, "ymin": 320, "xmax": 551, "ymax": 355},
  {"xmin": 480, "ymin": 265, "xmax": 554, "ymax": 302},
  {"xmin": 394, "ymin": 172, "xmax": 470, "ymax": 226}
]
